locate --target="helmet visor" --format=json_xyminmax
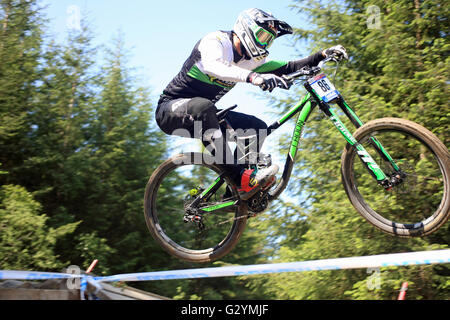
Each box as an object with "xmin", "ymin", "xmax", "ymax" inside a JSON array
[{"xmin": 253, "ymin": 27, "xmax": 276, "ymax": 48}]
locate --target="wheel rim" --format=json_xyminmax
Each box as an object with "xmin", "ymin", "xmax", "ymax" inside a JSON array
[
  {"xmin": 350, "ymin": 128, "xmax": 448, "ymax": 232},
  {"xmin": 149, "ymin": 160, "xmax": 242, "ymax": 255}
]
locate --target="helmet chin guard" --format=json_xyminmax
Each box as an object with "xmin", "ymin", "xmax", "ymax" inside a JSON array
[{"xmin": 233, "ymin": 8, "xmax": 293, "ymax": 61}]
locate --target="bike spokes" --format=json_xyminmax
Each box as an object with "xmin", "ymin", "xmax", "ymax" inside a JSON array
[
  {"xmin": 352, "ymin": 129, "xmax": 445, "ymax": 226},
  {"xmin": 153, "ymin": 164, "xmax": 240, "ymax": 251}
]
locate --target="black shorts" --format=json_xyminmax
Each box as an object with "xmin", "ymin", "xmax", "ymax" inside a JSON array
[{"xmin": 156, "ymin": 97, "xmax": 267, "ymax": 140}]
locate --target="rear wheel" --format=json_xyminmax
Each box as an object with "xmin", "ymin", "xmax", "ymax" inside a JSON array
[
  {"xmin": 144, "ymin": 153, "xmax": 248, "ymax": 262},
  {"xmin": 341, "ymin": 118, "xmax": 450, "ymax": 237}
]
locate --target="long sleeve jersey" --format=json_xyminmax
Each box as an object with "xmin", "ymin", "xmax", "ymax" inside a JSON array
[{"xmin": 159, "ymin": 31, "xmax": 325, "ymax": 104}]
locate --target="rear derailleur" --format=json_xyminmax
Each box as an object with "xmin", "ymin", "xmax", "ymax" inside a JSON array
[
  {"xmin": 183, "ymin": 209, "xmax": 205, "ymax": 231},
  {"xmin": 183, "ymin": 187, "xmax": 205, "ymax": 230}
]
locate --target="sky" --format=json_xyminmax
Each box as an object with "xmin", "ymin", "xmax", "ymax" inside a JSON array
[{"xmin": 41, "ymin": 0, "xmax": 313, "ymax": 155}]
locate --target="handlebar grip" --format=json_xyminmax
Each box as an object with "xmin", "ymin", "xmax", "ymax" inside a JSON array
[
  {"xmin": 283, "ymin": 66, "xmax": 316, "ymax": 81},
  {"xmin": 282, "ymin": 56, "xmax": 340, "ymax": 82}
]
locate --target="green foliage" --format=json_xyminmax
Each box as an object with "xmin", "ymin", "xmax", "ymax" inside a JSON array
[
  {"xmin": 0, "ymin": 0, "xmax": 170, "ymax": 291},
  {"xmin": 75, "ymin": 232, "xmax": 116, "ymax": 275},
  {"xmin": 0, "ymin": 0, "xmax": 44, "ymax": 180},
  {"xmin": 0, "ymin": 184, "xmax": 78, "ymax": 270},
  {"xmin": 244, "ymin": 0, "xmax": 449, "ymax": 300},
  {"xmin": 346, "ymin": 264, "xmax": 450, "ymax": 300},
  {"xmin": 0, "ymin": 0, "xmax": 448, "ymax": 300}
]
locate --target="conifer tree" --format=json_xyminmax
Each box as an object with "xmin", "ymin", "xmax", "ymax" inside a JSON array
[
  {"xmin": 247, "ymin": 0, "xmax": 449, "ymax": 299},
  {"xmin": 0, "ymin": 184, "xmax": 78, "ymax": 270},
  {"xmin": 27, "ymin": 19, "xmax": 98, "ymax": 227},
  {"xmin": 0, "ymin": 0, "xmax": 44, "ymax": 185}
]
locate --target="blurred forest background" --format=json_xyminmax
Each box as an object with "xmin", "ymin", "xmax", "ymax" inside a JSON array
[{"xmin": 0, "ymin": 0, "xmax": 448, "ymax": 299}]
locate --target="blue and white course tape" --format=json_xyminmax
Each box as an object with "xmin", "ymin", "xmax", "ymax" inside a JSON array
[
  {"xmin": 95, "ymin": 249, "xmax": 450, "ymax": 282},
  {"xmin": 1, "ymin": 249, "xmax": 449, "ymax": 285}
]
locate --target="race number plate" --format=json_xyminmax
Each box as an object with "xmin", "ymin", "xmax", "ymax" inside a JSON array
[{"xmin": 309, "ymin": 74, "xmax": 339, "ymax": 102}]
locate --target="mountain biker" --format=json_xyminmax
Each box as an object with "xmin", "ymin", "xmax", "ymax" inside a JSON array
[{"xmin": 155, "ymin": 8, "xmax": 348, "ymax": 200}]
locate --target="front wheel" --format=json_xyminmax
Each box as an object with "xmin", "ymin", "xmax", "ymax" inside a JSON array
[{"xmin": 341, "ymin": 118, "xmax": 450, "ymax": 237}]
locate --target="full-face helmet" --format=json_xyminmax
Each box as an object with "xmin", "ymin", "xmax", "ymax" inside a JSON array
[{"xmin": 233, "ymin": 8, "xmax": 293, "ymax": 61}]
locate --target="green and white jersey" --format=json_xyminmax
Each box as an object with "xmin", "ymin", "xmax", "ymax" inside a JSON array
[{"xmin": 159, "ymin": 31, "xmax": 324, "ymax": 104}]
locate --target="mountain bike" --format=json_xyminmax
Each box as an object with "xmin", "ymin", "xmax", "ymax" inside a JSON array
[{"xmin": 144, "ymin": 55, "xmax": 450, "ymax": 262}]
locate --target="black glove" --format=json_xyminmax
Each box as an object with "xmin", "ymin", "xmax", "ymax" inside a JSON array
[
  {"xmin": 247, "ymin": 72, "xmax": 289, "ymax": 92},
  {"xmin": 323, "ymin": 45, "xmax": 348, "ymax": 61}
]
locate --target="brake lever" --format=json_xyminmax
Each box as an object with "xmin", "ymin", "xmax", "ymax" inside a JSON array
[
  {"xmin": 282, "ymin": 67, "xmax": 312, "ymax": 82},
  {"xmin": 281, "ymin": 55, "xmax": 343, "ymax": 88},
  {"xmin": 332, "ymin": 61, "xmax": 340, "ymax": 83},
  {"xmin": 272, "ymin": 79, "xmax": 292, "ymax": 92},
  {"xmin": 310, "ymin": 66, "xmax": 322, "ymax": 74}
]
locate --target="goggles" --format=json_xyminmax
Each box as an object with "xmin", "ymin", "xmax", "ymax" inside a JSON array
[{"xmin": 252, "ymin": 26, "xmax": 276, "ymax": 49}]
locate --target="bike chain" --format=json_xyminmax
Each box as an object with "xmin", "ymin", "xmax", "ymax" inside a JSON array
[{"xmin": 193, "ymin": 208, "xmax": 256, "ymax": 234}]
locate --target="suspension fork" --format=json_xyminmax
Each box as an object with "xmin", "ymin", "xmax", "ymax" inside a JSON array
[
  {"xmin": 304, "ymin": 80, "xmax": 393, "ymax": 187},
  {"xmin": 329, "ymin": 100, "xmax": 406, "ymax": 188},
  {"xmin": 326, "ymin": 106, "xmax": 389, "ymax": 183},
  {"xmin": 337, "ymin": 99, "xmax": 400, "ymax": 172}
]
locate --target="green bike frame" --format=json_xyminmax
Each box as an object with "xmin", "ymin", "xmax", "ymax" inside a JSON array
[
  {"xmin": 193, "ymin": 72, "xmax": 402, "ymax": 212},
  {"xmin": 266, "ymin": 76, "xmax": 400, "ymax": 200}
]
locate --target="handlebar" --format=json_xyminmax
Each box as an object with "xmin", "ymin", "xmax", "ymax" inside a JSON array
[{"xmin": 282, "ymin": 55, "xmax": 340, "ymax": 83}]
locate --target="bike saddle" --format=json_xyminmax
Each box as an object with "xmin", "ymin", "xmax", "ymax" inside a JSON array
[{"xmin": 216, "ymin": 104, "xmax": 238, "ymax": 121}]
